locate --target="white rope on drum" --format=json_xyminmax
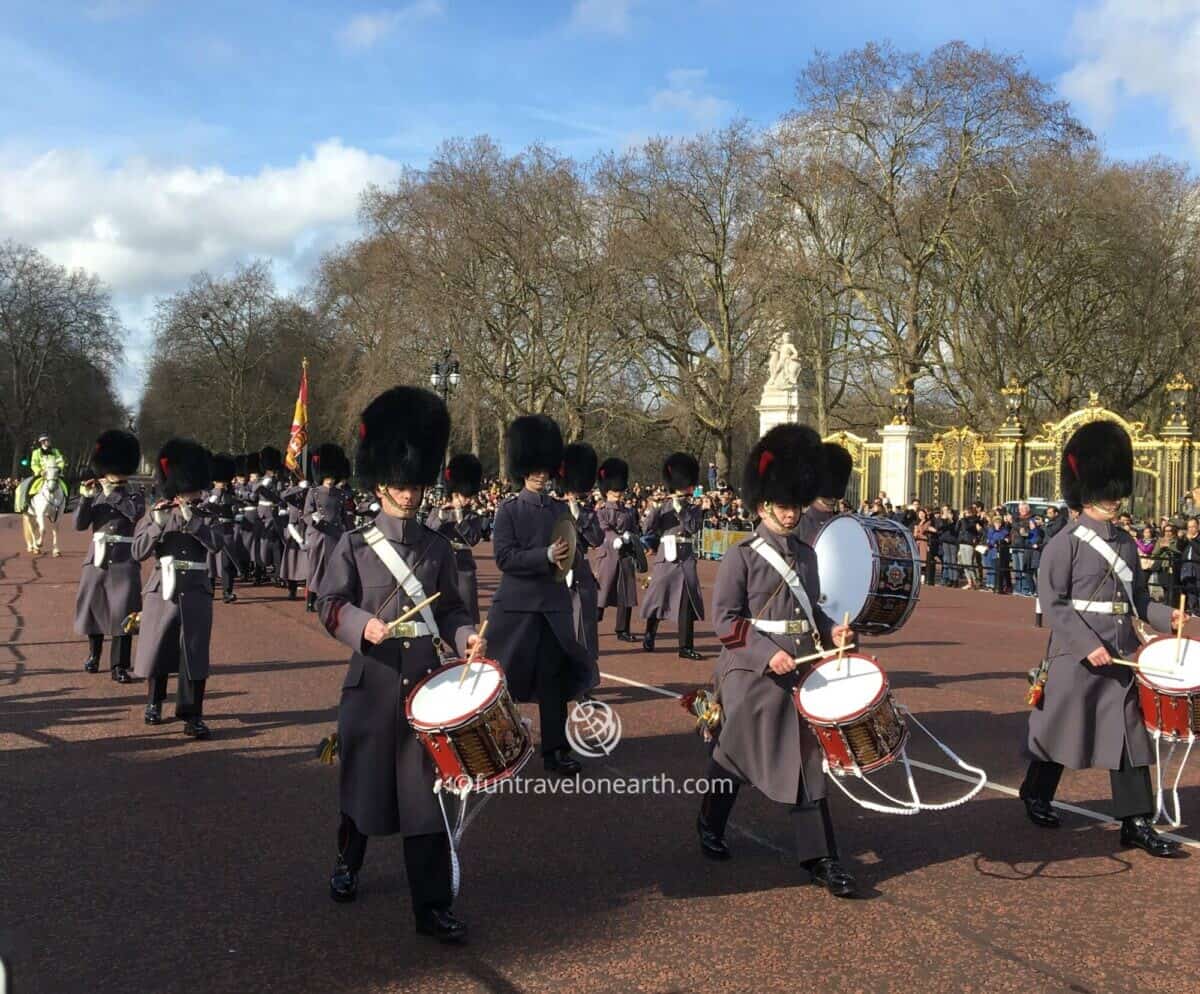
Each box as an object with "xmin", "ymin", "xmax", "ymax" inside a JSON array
[{"xmin": 1152, "ymin": 729, "xmax": 1195, "ymax": 829}]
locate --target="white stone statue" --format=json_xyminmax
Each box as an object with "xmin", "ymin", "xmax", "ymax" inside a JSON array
[{"xmin": 766, "ymin": 334, "xmax": 802, "ymax": 390}]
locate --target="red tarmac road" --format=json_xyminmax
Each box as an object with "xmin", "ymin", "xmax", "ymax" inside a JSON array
[{"xmin": 2, "ymin": 515, "xmax": 1199, "ymax": 994}]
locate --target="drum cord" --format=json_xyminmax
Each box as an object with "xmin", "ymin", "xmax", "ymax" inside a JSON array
[
  {"xmin": 824, "ymin": 707, "xmax": 989, "ymax": 816},
  {"xmin": 1151, "ymin": 729, "xmax": 1195, "ymax": 829}
]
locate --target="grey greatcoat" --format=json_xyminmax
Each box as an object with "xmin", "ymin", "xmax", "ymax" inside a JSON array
[
  {"xmin": 424, "ymin": 506, "xmax": 484, "ymax": 625},
  {"xmin": 565, "ymin": 499, "xmax": 603, "ymax": 684},
  {"xmin": 303, "ymin": 484, "xmax": 353, "ymax": 594},
  {"xmin": 487, "ymin": 490, "xmax": 590, "ymax": 703},
  {"xmin": 594, "ymin": 501, "xmax": 639, "ymax": 608},
  {"xmin": 279, "ymin": 484, "xmax": 310, "ymax": 584},
  {"xmin": 640, "ymin": 500, "xmax": 705, "ymax": 622},
  {"xmin": 316, "ymin": 514, "xmax": 474, "ymax": 837},
  {"xmin": 73, "ymin": 485, "xmax": 146, "ymax": 636},
  {"xmin": 203, "ymin": 486, "xmax": 244, "ymax": 582},
  {"xmin": 251, "ymin": 476, "xmax": 285, "ymax": 566},
  {"xmin": 132, "ymin": 507, "xmax": 223, "ymax": 681},
  {"xmin": 233, "ymin": 483, "xmax": 258, "ymax": 564},
  {"xmin": 795, "ymin": 504, "xmax": 837, "ymax": 547},
  {"xmin": 711, "ymin": 524, "xmax": 836, "ymax": 804},
  {"xmin": 1027, "ymin": 516, "xmax": 1174, "ymax": 770}
]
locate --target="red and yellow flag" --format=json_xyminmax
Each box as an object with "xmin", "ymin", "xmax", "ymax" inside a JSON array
[{"xmin": 285, "ymin": 358, "xmax": 309, "ymax": 475}]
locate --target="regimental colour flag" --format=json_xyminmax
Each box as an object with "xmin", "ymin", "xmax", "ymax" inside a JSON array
[{"xmin": 285, "ymin": 358, "xmax": 309, "ymax": 475}]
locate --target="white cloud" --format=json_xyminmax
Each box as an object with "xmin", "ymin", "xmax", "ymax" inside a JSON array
[
  {"xmin": 337, "ymin": 1, "xmax": 445, "ymax": 51},
  {"xmin": 650, "ymin": 68, "xmax": 732, "ymax": 126},
  {"xmin": 1061, "ymin": 0, "xmax": 1200, "ymax": 154},
  {"xmin": 567, "ymin": 0, "xmax": 636, "ymax": 35},
  {"xmin": 0, "ymin": 140, "xmax": 404, "ymax": 404}
]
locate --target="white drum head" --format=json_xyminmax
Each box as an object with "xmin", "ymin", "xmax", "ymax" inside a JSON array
[
  {"xmin": 1137, "ymin": 637, "xmax": 1200, "ymax": 693},
  {"xmin": 797, "ymin": 654, "xmax": 885, "ymax": 722},
  {"xmin": 814, "ymin": 516, "xmax": 872, "ymax": 624},
  {"xmin": 409, "ymin": 662, "xmax": 501, "ymax": 726}
]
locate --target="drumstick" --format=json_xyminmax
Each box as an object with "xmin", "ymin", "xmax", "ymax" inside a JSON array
[
  {"xmin": 1175, "ymin": 594, "xmax": 1187, "ymax": 666},
  {"xmin": 458, "ymin": 619, "xmax": 489, "ymax": 688},
  {"xmin": 836, "ymin": 612, "xmax": 850, "ymax": 672},
  {"xmin": 385, "ymin": 592, "xmax": 442, "ymax": 638},
  {"xmin": 1110, "ymin": 658, "xmax": 1181, "ymax": 678},
  {"xmin": 792, "ymin": 644, "xmax": 857, "ymax": 667}
]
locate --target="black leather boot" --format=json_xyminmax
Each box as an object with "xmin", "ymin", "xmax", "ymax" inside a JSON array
[
  {"xmin": 84, "ymin": 634, "xmax": 103, "ymax": 673},
  {"xmin": 306, "ymin": 592, "xmax": 317, "ymax": 613},
  {"xmin": 543, "ymin": 747, "xmax": 582, "ymax": 775},
  {"xmin": 330, "ymin": 856, "xmax": 358, "ymax": 903},
  {"xmin": 1021, "ymin": 796, "xmax": 1060, "ymax": 828},
  {"xmin": 144, "ymin": 703, "xmax": 162, "ymax": 725},
  {"xmin": 415, "ymin": 908, "xmax": 467, "ymax": 943},
  {"xmin": 183, "ymin": 717, "xmax": 211, "ymax": 739},
  {"xmin": 1120, "ymin": 816, "xmax": 1182, "ymax": 857},
  {"xmin": 642, "ymin": 619, "xmax": 658, "ymax": 653},
  {"xmin": 805, "ymin": 857, "xmax": 857, "ymax": 897}
]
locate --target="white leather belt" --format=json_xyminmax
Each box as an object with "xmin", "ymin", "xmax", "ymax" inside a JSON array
[
  {"xmin": 258, "ymin": 500, "xmax": 274, "ymax": 508},
  {"xmin": 451, "ymin": 541, "xmax": 471, "ymax": 552},
  {"xmin": 752, "ymin": 618, "xmax": 811, "ymax": 635},
  {"xmin": 165, "ymin": 560, "xmax": 208, "ymax": 571},
  {"xmin": 97, "ymin": 534, "xmax": 133, "ymax": 545},
  {"xmin": 1072, "ymin": 600, "xmax": 1129, "ymax": 615}
]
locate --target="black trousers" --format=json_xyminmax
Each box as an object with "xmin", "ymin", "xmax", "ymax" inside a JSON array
[
  {"xmin": 533, "ymin": 617, "xmax": 570, "ymax": 756},
  {"xmin": 644, "ymin": 597, "xmax": 695, "ymax": 650},
  {"xmin": 148, "ymin": 673, "xmax": 206, "ymax": 718},
  {"xmin": 1021, "ymin": 750, "xmax": 1154, "ymax": 820},
  {"xmin": 219, "ymin": 551, "xmax": 237, "ymax": 595},
  {"xmin": 615, "ymin": 606, "xmax": 632, "ymax": 634},
  {"xmin": 109, "ymin": 634, "xmax": 132, "ymax": 672},
  {"xmin": 88, "ymin": 634, "xmax": 104, "ymax": 661},
  {"xmin": 700, "ymin": 756, "xmax": 835, "ymax": 863},
  {"xmin": 338, "ymin": 814, "xmax": 452, "ymax": 915}
]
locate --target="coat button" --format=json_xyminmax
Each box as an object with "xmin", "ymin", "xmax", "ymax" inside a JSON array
[
  {"xmin": 403, "ymin": 641, "xmax": 411, "ymax": 649},
  {"xmin": 402, "ymin": 678, "xmax": 409, "ymax": 686}
]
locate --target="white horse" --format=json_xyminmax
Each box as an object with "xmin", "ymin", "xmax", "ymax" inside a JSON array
[{"xmin": 22, "ymin": 463, "xmax": 67, "ymax": 557}]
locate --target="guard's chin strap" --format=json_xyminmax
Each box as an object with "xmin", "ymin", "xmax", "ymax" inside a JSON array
[
  {"xmin": 377, "ymin": 488, "xmax": 420, "ymax": 518},
  {"xmin": 1084, "ymin": 502, "xmax": 1122, "ymax": 522},
  {"xmin": 762, "ymin": 502, "xmax": 791, "ymax": 532}
]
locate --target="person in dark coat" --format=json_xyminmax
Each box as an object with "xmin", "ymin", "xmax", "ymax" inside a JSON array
[
  {"xmin": 560, "ymin": 442, "xmax": 603, "ymax": 690},
  {"xmin": 594, "ymin": 457, "xmax": 640, "ymax": 641},
  {"xmin": 235, "ymin": 452, "xmax": 261, "ymax": 576},
  {"xmin": 488, "ymin": 415, "xmax": 590, "ymax": 775},
  {"xmin": 132, "ymin": 439, "xmax": 222, "ymax": 738},
  {"xmin": 204, "ymin": 453, "xmax": 243, "ymax": 604},
  {"xmin": 795, "ymin": 441, "xmax": 852, "ymax": 546},
  {"xmin": 279, "ymin": 471, "xmax": 311, "ymax": 600},
  {"xmin": 303, "ymin": 443, "xmax": 353, "ymax": 613},
  {"xmin": 74, "ymin": 429, "xmax": 145, "ymax": 682},
  {"xmin": 252, "ymin": 445, "xmax": 286, "ymax": 585},
  {"xmin": 1021, "ymin": 421, "xmax": 1183, "ymax": 857},
  {"xmin": 641, "ymin": 452, "xmax": 705, "ymax": 659},
  {"xmin": 425, "ymin": 453, "xmax": 485, "ymax": 624},
  {"xmin": 316, "ymin": 386, "xmax": 481, "ymax": 943},
  {"xmin": 695, "ymin": 424, "xmax": 855, "ymax": 896}
]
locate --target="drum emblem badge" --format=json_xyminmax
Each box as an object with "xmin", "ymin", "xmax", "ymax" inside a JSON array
[{"xmin": 885, "ymin": 563, "xmax": 907, "ymax": 591}]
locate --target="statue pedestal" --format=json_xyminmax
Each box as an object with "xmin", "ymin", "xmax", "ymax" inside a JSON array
[
  {"xmin": 879, "ymin": 424, "xmax": 918, "ymax": 505},
  {"xmin": 758, "ymin": 386, "xmax": 801, "ymax": 438}
]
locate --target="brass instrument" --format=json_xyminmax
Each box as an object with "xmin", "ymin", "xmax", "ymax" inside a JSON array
[{"xmin": 122, "ymin": 611, "xmax": 141, "ymax": 635}]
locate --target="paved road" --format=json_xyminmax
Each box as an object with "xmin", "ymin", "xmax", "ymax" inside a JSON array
[{"xmin": 2, "ymin": 515, "xmax": 1197, "ymax": 994}]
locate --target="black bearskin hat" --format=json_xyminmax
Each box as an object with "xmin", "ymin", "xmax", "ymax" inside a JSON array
[
  {"xmin": 260, "ymin": 445, "xmax": 283, "ymax": 474},
  {"xmin": 312, "ymin": 443, "xmax": 350, "ymax": 482},
  {"xmin": 1061, "ymin": 420, "xmax": 1132, "ymax": 512},
  {"xmin": 234, "ymin": 453, "xmax": 248, "ymax": 478},
  {"xmin": 561, "ymin": 442, "xmax": 598, "ymax": 495},
  {"xmin": 506, "ymin": 415, "xmax": 563, "ymax": 481},
  {"xmin": 598, "ymin": 457, "xmax": 629, "ymax": 494},
  {"xmin": 663, "ymin": 452, "xmax": 699, "ymax": 491},
  {"xmin": 245, "ymin": 451, "xmax": 261, "ymax": 476},
  {"xmin": 445, "ymin": 453, "xmax": 483, "ymax": 497},
  {"xmin": 742, "ymin": 423, "xmax": 823, "ymax": 510},
  {"xmin": 210, "ymin": 452, "xmax": 236, "ymax": 484},
  {"xmin": 355, "ymin": 386, "xmax": 449, "ymax": 490},
  {"xmin": 818, "ymin": 442, "xmax": 853, "ymax": 501},
  {"xmin": 155, "ymin": 439, "xmax": 212, "ymax": 499},
  {"xmin": 91, "ymin": 429, "xmax": 140, "ymax": 477}
]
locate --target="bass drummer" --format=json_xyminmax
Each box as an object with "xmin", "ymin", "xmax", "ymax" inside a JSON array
[
  {"xmin": 695, "ymin": 424, "xmax": 854, "ymax": 895},
  {"xmin": 796, "ymin": 441, "xmax": 852, "ymax": 546}
]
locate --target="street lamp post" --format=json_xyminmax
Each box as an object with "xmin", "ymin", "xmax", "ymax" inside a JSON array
[{"xmin": 429, "ymin": 345, "xmax": 461, "ymax": 486}]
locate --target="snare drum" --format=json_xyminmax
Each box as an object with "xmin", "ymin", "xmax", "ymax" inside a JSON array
[
  {"xmin": 1135, "ymin": 636, "xmax": 1200, "ymax": 741},
  {"xmin": 814, "ymin": 514, "xmax": 919, "ymax": 635},
  {"xmin": 795, "ymin": 653, "xmax": 908, "ymax": 775},
  {"xmin": 406, "ymin": 658, "xmax": 533, "ymax": 789}
]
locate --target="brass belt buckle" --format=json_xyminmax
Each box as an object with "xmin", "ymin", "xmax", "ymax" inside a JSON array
[
  {"xmin": 1112, "ymin": 602, "xmax": 1128, "ymax": 616},
  {"xmin": 785, "ymin": 620, "xmax": 809, "ymax": 634},
  {"xmin": 388, "ymin": 620, "xmax": 419, "ymax": 639}
]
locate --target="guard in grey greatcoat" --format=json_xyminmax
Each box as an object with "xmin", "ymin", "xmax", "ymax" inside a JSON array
[
  {"xmin": 641, "ymin": 452, "xmax": 706, "ymax": 660},
  {"xmin": 235, "ymin": 452, "xmax": 261, "ymax": 574},
  {"xmin": 132, "ymin": 439, "xmax": 222, "ymax": 739},
  {"xmin": 594, "ymin": 457, "xmax": 640, "ymax": 642},
  {"xmin": 560, "ymin": 443, "xmax": 603, "ymax": 692},
  {"xmin": 279, "ymin": 473, "xmax": 310, "ymax": 601},
  {"xmin": 317, "ymin": 386, "xmax": 481, "ymax": 943},
  {"xmin": 74, "ymin": 429, "xmax": 144, "ymax": 682},
  {"xmin": 796, "ymin": 442, "xmax": 852, "ymax": 546},
  {"xmin": 488, "ymin": 415, "xmax": 590, "ymax": 775},
  {"xmin": 696, "ymin": 424, "xmax": 856, "ymax": 896},
  {"xmin": 252, "ymin": 446, "xmax": 286, "ymax": 585},
  {"xmin": 205, "ymin": 453, "xmax": 243, "ymax": 604},
  {"xmin": 303, "ymin": 443, "xmax": 352, "ymax": 613},
  {"xmin": 424, "ymin": 453, "xmax": 485, "ymax": 624},
  {"xmin": 1021, "ymin": 421, "xmax": 1183, "ymax": 857}
]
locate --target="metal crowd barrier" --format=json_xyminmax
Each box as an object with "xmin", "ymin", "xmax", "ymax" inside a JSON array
[{"xmin": 700, "ymin": 528, "xmax": 754, "ymax": 561}]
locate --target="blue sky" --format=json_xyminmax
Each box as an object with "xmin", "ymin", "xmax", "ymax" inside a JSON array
[{"xmin": 2, "ymin": 0, "xmax": 1198, "ymax": 404}]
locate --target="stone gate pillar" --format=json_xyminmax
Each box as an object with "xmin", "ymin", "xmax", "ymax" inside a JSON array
[{"xmin": 995, "ymin": 378, "xmax": 1027, "ymax": 504}]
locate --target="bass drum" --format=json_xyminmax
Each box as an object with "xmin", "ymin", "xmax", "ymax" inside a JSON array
[{"xmin": 813, "ymin": 514, "xmax": 919, "ymax": 635}]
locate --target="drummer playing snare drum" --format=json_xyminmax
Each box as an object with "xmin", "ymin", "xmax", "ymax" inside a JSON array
[
  {"xmin": 315, "ymin": 386, "xmax": 483, "ymax": 943},
  {"xmin": 697, "ymin": 423, "xmax": 855, "ymax": 896}
]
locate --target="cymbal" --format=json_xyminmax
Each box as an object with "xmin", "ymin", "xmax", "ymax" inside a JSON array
[{"xmin": 551, "ymin": 514, "xmax": 577, "ymax": 582}]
